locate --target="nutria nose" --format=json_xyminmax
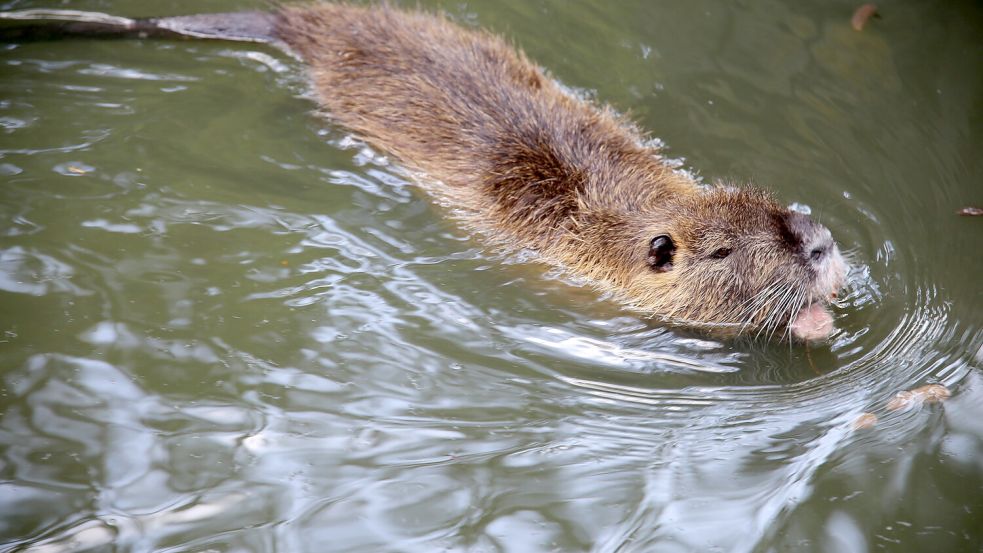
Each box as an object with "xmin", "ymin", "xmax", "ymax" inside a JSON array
[
  {"xmin": 785, "ymin": 211, "xmax": 833, "ymax": 264},
  {"xmin": 801, "ymin": 227, "xmax": 832, "ymax": 262},
  {"xmin": 803, "ymin": 230, "xmax": 836, "ymax": 267}
]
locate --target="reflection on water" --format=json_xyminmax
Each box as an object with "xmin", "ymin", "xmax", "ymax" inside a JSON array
[{"xmin": 1, "ymin": 0, "xmax": 981, "ymax": 552}]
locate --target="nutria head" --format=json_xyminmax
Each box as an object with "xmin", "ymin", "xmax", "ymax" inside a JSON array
[{"xmin": 623, "ymin": 187, "xmax": 847, "ymax": 341}]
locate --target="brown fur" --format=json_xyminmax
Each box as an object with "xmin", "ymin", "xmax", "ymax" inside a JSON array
[
  {"xmin": 0, "ymin": 5, "xmax": 846, "ymax": 336},
  {"xmin": 276, "ymin": 4, "xmax": 845, "ymax": 336}
]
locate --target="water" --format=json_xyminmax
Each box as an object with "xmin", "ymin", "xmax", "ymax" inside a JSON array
[{"xmin": 1, "ymin": 1, "xmax": 981, "ymax": 551}]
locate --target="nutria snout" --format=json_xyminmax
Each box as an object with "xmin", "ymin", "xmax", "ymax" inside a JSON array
[{"xmin": 621, "ymin": 187, "xmax": 846, "ymax": 340}]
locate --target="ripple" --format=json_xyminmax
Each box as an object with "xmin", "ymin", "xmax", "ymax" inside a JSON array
[
  {"xmin": 76, "ymin": 63, "xmax": 197, "ymax": 82},
  {"xmin": 0, "ymin": 162, "xmax": 23, "ymax": 175},
  {"xmin": 0, "ymin": 246, "xmax": 88, "ymax": 296},
  {"xmin": 80, "ymin": 219, "xmax": 141, "ymax": 233},
  {"xmin": 0, "ymin": 115, "xmax": 32, "ymax": 129},
  {"xmin": 0, "ymin": 128, "xmax": 110, "ymax": 155},
  {"xmin": 502, "ymin": 324, "xmax": 737, "ymax": 374}
]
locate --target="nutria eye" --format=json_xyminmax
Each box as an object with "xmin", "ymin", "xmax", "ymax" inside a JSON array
[
  {"xmin": 648, "ymin": 234, "xmax": 675, "ymax": 272},
  {"xmin": 711, "ymin": 247, "xmax": 732, "ymax": 259}
]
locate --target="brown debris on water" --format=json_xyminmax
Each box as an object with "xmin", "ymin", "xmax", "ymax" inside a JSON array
[
  {"xmin": 852, "ymin": 384, "xmax": 950, "ymax": 431},
  {"xmin": 911, "ymin": 384, "xmax": 951, "ymax": 403},
  {"xmin": 886, "ymin": 384, "xmax": 950, "ymax": 411},
  {"xmin": 852, "ymin": 412, "xmax": 879, "ymax": 430},
  {"xmin": 885, "ymin": 390, "xmax": 915, "ymax": 411},
  {"xmin": 851, "ymin": 4, "xmax": 879, "ymax": 31}
]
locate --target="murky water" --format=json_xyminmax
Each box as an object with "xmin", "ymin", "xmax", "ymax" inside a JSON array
[{"xmin": 1, "ymin": 0, "xmax": 981, "ymax": 551}]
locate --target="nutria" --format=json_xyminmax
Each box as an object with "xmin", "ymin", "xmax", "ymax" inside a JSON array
[{"xmin": 0, "ymin": 4, "xmax": 848, "ymax": 341}]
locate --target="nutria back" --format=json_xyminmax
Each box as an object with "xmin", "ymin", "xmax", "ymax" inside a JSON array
[{"xmin": 279, "ymin": 5, "xmax": 694, "ymax": 223}]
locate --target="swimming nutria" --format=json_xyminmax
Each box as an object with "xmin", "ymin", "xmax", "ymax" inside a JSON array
[{"xmin": 1, "ymin": 4, "xmax": 848, "ymax": 341}]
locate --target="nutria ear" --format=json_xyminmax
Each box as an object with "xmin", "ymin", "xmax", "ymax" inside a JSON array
[{"xmin": 648, "ymin": 235, "xmax": 675, "ymax": 272}]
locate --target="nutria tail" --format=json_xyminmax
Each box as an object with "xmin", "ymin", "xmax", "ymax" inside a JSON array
[{"xmin": 0, "ymin": 9, "xmax": 278, "ymax": 44}]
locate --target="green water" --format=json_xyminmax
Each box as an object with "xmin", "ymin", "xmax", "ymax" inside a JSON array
[{"xmin": 1, "ymin": 0, "xmax": 981, "ymax": 551}]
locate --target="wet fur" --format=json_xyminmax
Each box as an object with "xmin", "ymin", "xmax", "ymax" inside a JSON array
[
  {"xmin": 0, "ymin": 3, "xmax": 845, "ymax": 337},
  {"xmin": 277, "ymin": 5, "xmax": 843, "ymax": 337}
]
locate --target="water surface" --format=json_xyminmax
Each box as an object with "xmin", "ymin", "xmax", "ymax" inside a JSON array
[{"xmin": 1, "ymin": 0, "xmax": 981, "ymax": 552}]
